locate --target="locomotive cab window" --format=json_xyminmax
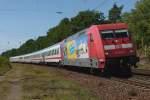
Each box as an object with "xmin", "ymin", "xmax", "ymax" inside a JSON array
[
  {"xmin": 100, "ymin": 30, "xmax": 129, "ymax": 39},
  {"xmin": 101, "ymin": 30, "xmax": 114, "ymax": 39},
  {"xmin": 115, "ymin": 29, "xmax": 128, "ymax": 38}
]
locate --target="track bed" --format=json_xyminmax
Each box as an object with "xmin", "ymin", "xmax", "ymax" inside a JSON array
[{"xmin": 1, "ymin": 63, "xmax": 150, "ymax": 100}]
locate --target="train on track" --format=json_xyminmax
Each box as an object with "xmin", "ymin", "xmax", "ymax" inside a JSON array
[{"xmin": 10, "ymin": 23, "xmax": 139, "ymax": 74}]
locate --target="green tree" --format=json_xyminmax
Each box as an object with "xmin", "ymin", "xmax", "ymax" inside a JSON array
[
  {"xmin": 123, "ymin": 0, "xmax": 150, "ymax": 48},
  {"xmin": 109, "ymin": 3, "xmax": 123, "ymax": 23},
  {"xmin": 71, "ymin": 10, "xmax": 104, "ymax": 32}
]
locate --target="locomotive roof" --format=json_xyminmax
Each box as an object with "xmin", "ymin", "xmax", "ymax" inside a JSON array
[
  {"xmin": 64, "ymin": 23, "xmax": 128, "ymax": 41},
  {"xmin": 97, "ymin": 23, "xmax": 128, "ymax": 30}
]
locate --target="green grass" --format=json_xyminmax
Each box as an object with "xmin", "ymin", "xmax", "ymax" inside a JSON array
[
  {"xmin": 22, "ymin": 65, "xmax": 97, "ymax": 100},
  {"xmin": 0, "ymin": 56, "xmax": 11, "ymax": 75},
  {"xmin": 0, "ymin": 56, "xmax": 12, "ymax": 99},
  {"xmin": 137, "ymin": 63, "xmax": 150, "ymax": 70},
  {"xmin": 0, "ymin": 81, "xmax": 11, "ymax": 100}
]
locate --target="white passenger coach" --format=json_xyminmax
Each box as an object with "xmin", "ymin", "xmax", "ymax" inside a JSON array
[{"xmin": 9, "ymin": 43, "xmax": 62, "ymax": 64}]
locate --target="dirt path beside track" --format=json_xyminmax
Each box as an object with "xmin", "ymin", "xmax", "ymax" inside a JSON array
[
  {"xmin": 6, "ymin": 64, "xmax": 22, "ymax": 100},
  {"xmin": 2, "ymin": 63, "xmax": 96, "ymax": 100}
]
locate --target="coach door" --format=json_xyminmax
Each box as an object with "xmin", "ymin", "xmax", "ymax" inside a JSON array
[{"xmin": 89, "ymin": 33, "xmax": 96, "ymax": 58}]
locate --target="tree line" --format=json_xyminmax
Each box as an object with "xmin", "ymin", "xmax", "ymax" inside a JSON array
[{"xmin": 2, "ymin": 0, "xmax": 150, "ymax": 57}]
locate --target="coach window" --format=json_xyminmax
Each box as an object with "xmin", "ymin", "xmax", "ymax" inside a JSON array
[
  {"xmin": 51, "ymin": 50, "xmax": 52, "ymax": 55},
  {"xmin": 53, "ymin": 49, "xmax": 55, "ymax": 55},
  {"xmin": 50, "ymin": 50, "xmax": 52, "ymax": 55},
  {"xmin": 54, "ymin": 49, "xmax": 56, "ymax": 55},
  {"xmin": 51, "ymin": 50, "xmax": 53, "ymax": 56},
  {"xmin": 51, "ymin": 50, "xmax": 53, "ymax": 55},
  {"xmin": 49, "ymin": 50, "xmax": 51, "ymax": 56},
  {"xmin": 46, "ymin": 52, "xmax": 49, "ymax": 56},
  {"xmin": 49, "ymin": 51, "xmax": 51, "ymax": 56},
  {"xmin": 54, "ymin": 49, "xmax": 56, "ymax": 54},
  {"xmin": 52, "ymin": 50, "xmax": 54, "ymax": 55},
  {"xmin": 56, "ymin": 49, "xmax": 57, "ymax": 54},
  {"xmin": 57, "ymin": 48, "xmax": 59, "ymax": 54},
  {"xmin": 55, "ymin": 49, "xmax": 57, "ymax": 54},
  {"xmin": 43, "ymin": 52, "xmax": 45, "ymax": 56}
]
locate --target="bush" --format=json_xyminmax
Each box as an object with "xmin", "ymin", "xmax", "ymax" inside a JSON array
[
  {"xmin": 146, "ymin": 47, "xmax": 150, "ymax": 61},
  {"xmin": 0, "ymin": 56, "xmax": 11, "ymax": 75},
  {"xmin": 138, "ymin": 46, "xmax": 150, "ymax": 61}
]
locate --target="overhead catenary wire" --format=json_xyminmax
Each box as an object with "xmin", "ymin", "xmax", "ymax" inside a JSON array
[{"xmin": 93, "ymin": 0, "xmax": 109, "ymax": 10}]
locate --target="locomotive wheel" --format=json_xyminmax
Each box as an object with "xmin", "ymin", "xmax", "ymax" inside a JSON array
[
  {"xmin": 120, "ymin": 64, "xmax": 132, "ymax": 77},
  {"xmin": 104, "ymin": 59, "xmax": 124, "ymax": 77},
  {"xmin": 120, "ymin": 59, "xmax": 132, "ymax": 77},
  {"xmin": 103, "ymin": 61, "xmax": 113, "ymax": 77}
]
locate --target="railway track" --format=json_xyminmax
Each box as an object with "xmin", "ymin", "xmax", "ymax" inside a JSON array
[
  {"xmin": 111, "ymin": 77, "xmax": 150, "ymax": 89},
  {"xmin": 132, "ymin": 68, "xmax": 150, "ymax": 76},
  {"xmin": 111, "ymin": 69, "xmax": 150, "ymax": 89}
]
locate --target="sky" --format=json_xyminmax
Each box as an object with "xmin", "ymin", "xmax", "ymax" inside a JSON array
[{"xmin": 0, "ymin": 0, "xmax": 138, "ymax": 54}]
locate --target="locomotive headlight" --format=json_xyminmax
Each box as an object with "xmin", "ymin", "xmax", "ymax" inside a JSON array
[
  {"xmin": 129, "ymin": 49, "xmax": 134, "ymax": 53},
  {"xmin": 105, "ymin": 52, "xmax": 109, "ymax": 55}
]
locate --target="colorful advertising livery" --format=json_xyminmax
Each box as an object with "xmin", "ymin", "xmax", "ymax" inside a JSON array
[{"xmin": 64, "ymin": 33, "xmax": 89, "ymax": 59}]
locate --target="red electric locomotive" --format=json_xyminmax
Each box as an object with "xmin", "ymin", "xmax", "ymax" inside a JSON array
[{"xmin": 61, "ymin": 23, "xmax": 139, "ymax": 74}]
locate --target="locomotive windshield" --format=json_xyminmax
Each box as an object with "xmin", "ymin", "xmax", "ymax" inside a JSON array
[
  {"xmin": 114, "ymin": 30, "xmax": 128, "ymax": 38},
  {"xmin": 101, "ymin": 30, "xmax": 114, "ymax": 39},
  {"xmin": 101, "ymin": 29, "xmax": 128, "ymax": 39}
]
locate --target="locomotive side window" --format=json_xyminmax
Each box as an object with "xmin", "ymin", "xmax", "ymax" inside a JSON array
[
  {"xmin": 101, "ymin": 30, "xmax": 114, "ymax": 39},
  {"xmin": 115, "ymin": 30, "xmax": 128, "ymax": 38},
  {"xmin": 90, "ymin": 33, "xmax": 94, "ymax": 41}
]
